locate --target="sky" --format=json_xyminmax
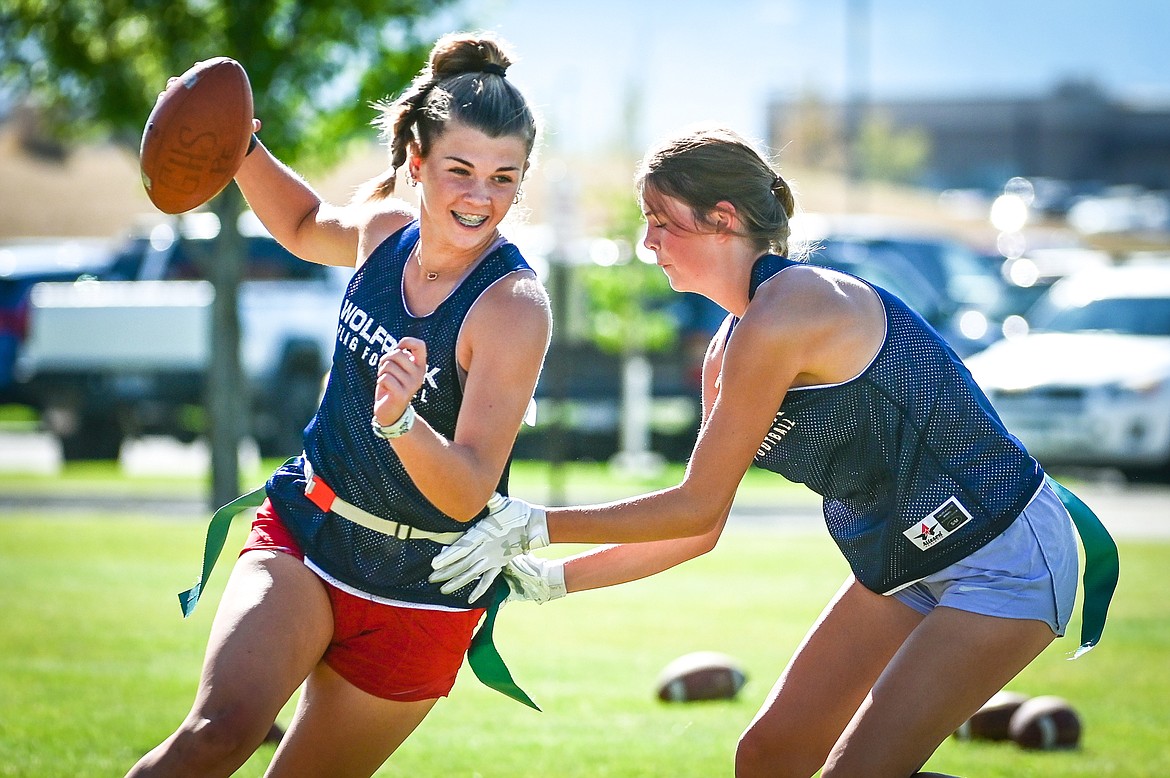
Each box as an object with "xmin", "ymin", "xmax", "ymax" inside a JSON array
[{"xmin": 442, "ymin": 0, "xmax": 1170, "ymax": 153}]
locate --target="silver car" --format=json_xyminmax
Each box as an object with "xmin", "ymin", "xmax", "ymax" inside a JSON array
[{"xmin": 966, "ymin": 262, "xmax": 1170, "ymax": 480}]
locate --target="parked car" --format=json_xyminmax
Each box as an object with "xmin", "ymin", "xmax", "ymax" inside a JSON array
[
  {"xmin": 0, "ymin": 238, "xmax": 118, "ymax": 404},
  {"xmin": 790, "ymin": 214, "xmax": 1009, "ymax": 356},
  {"xmin": 996, "ymin": 246, "xmax": 1113, "ymax": 321},
  {"xmin": 965, "ymin": 262, "xmax": 1170, "ymax": 480},
  {"xmin": 16, "ymin": 214, "xmax": 349, "ymax": 459}
]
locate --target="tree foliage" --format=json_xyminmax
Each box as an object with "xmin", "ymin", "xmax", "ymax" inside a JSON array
[
  {"xmin": 0, "ymin": 0, "xmax": 458, "ymax": 170},
  {"xmin": 582, "ymin": 260, "xmax": 676, "ymax": 355}
]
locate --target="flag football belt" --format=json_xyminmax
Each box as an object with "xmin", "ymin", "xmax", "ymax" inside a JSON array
[
  {"xmin": 175, "ymin": 458, "xmax": 541, "ymax": 711},
  {"xmin": 301, "ymin": 457, "xmax": 464, "ymax": 545},
  {"xmin": 1046, "ymin": 475, "xmax": 1120, "ymax": 659}
]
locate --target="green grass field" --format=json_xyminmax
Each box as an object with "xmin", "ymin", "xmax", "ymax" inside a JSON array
[{"xmin": 1, "ymin": 463, "xmax": 1168, "ymax": 776}]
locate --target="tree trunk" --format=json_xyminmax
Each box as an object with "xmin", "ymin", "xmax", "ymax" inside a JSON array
[{"xmin": 207, "ymin": 187, "xmax": 246, "ymax": 507}]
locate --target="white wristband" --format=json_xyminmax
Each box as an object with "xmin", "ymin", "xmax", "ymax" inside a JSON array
[
  {"xmin": 546, "ymin": 558, "xmax": 567, "ymax": 600},
  {"xmin": 525, "ymin": 505, "xmax": 550, "ymax": 551},
  {"xmin": 505, "ymin": 555, "xmax": 567, "ymax": 604},
  {"xmin": 371, "ymin": 404, "xmax": 416, "ymax": 439}
]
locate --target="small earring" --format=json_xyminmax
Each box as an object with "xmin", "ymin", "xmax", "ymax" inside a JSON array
[{"xmin": 513, "ymin": 187, "xmax": 524, "ymax": 205}]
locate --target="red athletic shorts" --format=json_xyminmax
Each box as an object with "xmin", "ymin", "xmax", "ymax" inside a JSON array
[{"xmin": 241, "ymin": 499, "xmax": 485, "ymax": 702}]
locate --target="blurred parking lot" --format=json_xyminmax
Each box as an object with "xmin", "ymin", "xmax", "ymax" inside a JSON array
[{"xmin": 5, "ymin": 214, "xmax": 1170, "ymax": 476}]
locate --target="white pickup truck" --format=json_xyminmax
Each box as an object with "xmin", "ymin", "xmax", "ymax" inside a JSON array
[{"xmin": 16, "ymin": 215, "xmax": 350, "ymax": 460}]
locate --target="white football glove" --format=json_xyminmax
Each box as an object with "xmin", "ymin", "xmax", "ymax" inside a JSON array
[
  {"xmin": 429, "ymin": 493, "xmax": 548, "ymax": 602},
  {"xmin": 504, "ymin": 555, "xmax": 567, "ymax": 605}
]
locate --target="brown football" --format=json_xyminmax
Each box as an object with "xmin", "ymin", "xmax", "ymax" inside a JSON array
[
  {"xmin": 140, "ymin": 57, "xmax": 253, "ymax": 214},
  {"xmin": 953, "ymin": 689, "xmax": 1030, "ymax": 741},
  {"xmin": 1009, "ymin": 695, "xmax": 1082, "ymax": 750},
  {"xmin": 655, "ymin": 651, "xmax": 746, "ymax": 703}
]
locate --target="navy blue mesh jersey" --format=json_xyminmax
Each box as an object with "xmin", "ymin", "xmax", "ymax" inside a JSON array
[
  {"xmin": 265, "ymin": 221, "xmax": 532, "ymax": 609},
  {"xmin": 742, "ymin": 255, "xmax": 1044, "ymax": 594}
]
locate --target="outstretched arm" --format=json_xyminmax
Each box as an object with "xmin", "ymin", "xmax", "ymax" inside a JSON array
[
  {"xmin": 565, "ymin": 499, "xmax": 732, "ymax": 590},
  {"xmin": 438, "ymin": 318, "xmax": 737, "ymax": 600},
  {"xmin": 541, "ymin": 321, "xmax": 738, "ymax": 595},
  {"xmin": 499, "ymin": 500, "xmax": 731, "ymax": 605}
]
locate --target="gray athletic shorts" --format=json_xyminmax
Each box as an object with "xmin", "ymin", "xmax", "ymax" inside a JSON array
[{"xmin": 891, "ymin": 482, "xmax": 1078, "ymax": 635}]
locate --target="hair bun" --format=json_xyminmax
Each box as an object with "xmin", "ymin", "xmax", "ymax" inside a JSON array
[{"xmin": 430, "ymin": 32, "xmax": 513, "ymax": 80}]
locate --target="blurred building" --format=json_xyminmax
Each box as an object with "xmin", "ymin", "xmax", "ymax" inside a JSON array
[{"xmin": 767, "ymin": 80, "xmax": 1170, "ymax": 197}]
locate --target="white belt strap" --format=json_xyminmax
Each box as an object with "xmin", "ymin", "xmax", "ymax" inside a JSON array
[{"xmin": 302, "ymin": 457, "xmax": 465, "ymax": 545}]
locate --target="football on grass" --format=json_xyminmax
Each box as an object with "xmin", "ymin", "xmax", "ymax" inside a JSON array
[
  {"xmin": 953, "ymin": 689, "xmax": 1030, "ymax": 741},
  {"xmin": 140, "ymin": 57, "xmax": 253, "ymax": 214},
  {"xmin": 1009, "ymin": 695, "xmax": 1082, "ymax": 750},
  {"xmin": 655, "ymin": 651, "xmax": 746, "ymax": 702}
]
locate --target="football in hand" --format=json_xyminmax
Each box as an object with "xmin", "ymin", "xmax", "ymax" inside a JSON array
[
  {"xmin": 655, "ymin": 651, "xmax": 747, "ymax": 703},
  {"xmin": 140, "ymin": 57, "xmax": 253, "ymax": 214}
]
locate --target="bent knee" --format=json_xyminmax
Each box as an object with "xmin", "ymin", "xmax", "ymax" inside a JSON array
[
  {"xmin": 170, "ymin": 706, "xmax": 272, "ymax": 767},
  {"xmin": 735, "ymin": 724, "xmax": 822, "ymax": 778}
]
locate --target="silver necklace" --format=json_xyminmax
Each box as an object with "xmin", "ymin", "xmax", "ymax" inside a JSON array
[{"xmin": 412, "ymin": 243, "xmax": 441, "ymax": 280}]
